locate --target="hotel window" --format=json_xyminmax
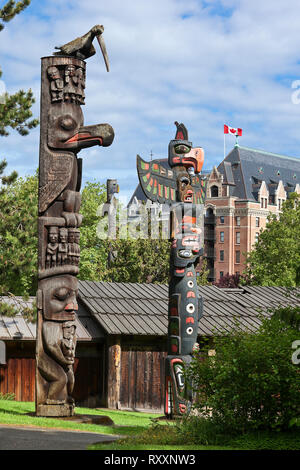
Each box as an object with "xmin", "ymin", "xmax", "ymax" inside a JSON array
[
  {"xmin": 236, "ymin": 216, "xmax": 240, "ymax": 226},
  {"xmin": 211, "ymin": 185, "xmax": 219, "ymax": 198},
  {"xmin": 278, "ymin": 198, "xmax": 281, "ymax": 210},
  {"xmin": 220, "ymin": 216, "xmax": 224, "ymax": 224},
  {"xmin": 261, "ymin": 197, "xmax": 267, "ymax": 208},
  {"xmin": 255, "ymin": 232, "xmax": 259, "ymax": 242},
  {"xmin": 220, "ymin": 231, "xmax": 224, "ymax": 242},
  {"xmin": 236, "ymin": 232, "xmax": 240, "ymax": 244},
  {"xmin": 256, "ymin": 217, "xmax": 260, "ymax": 227},
  {"xmin": 220, "ymin": 271, "xmax": 224, "ymax": 278},
  {"xmin": 220, "ymin": 250, "xmax": 224, "ymax": 261},
  {"xmin": 236, "ymin": 250, "xmax": 240, "ymax": 263}
]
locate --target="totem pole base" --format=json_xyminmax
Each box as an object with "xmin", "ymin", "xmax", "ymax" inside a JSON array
[{"xmin": 36, "ymin": 403, "xmax": 75, "ymax": 417}]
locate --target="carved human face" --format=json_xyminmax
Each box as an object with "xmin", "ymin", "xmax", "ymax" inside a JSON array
[
  {"xmin": 59, "ymin": 229, "xmax": 68, "ymax": 243},
  {"xmin": 47, "ymin": 66, "xmax": 60, "ymax": 80},
  {"xmin": 65, "ymin": 65, "xmax": 76, "ymax": 77},
  {"xmin": 177, "ymin": 172, "xmax": 194, "ymax": 203},
  {"xmin": 76, "ymin": 68, "xmax": 84, "ymax": 79},
  {"xmin": 68, "ymin": 232, "xmax": 75, "ymax": 243},
  {"xmin": 39, "ymin": 275, "xmax": 78, "ymax": 321},
  {"xmin": 63, "ymin": 322, "xmax": 76, "ymax": 339},
  {"xmin": 49, "ymin": 231, "xmax": 58, "ymax": 243}
]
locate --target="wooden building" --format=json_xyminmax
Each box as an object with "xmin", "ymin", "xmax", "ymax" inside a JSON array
[{"xmin": 1, "ymin": 282, "xmax": 299, "ymax": 411}]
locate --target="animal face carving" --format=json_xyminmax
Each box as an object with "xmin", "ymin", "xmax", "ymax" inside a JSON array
[
  {"xmin": 47, "ymin": 105, "xmax": 114, "ymax": 151},
  {"xmin": 47, "ymin": 106, "xmax": 83, "ymax": 150}
]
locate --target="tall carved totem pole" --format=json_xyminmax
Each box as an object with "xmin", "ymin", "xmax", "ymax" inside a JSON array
[
  {"xmin": 137, "ymin": 123, "xmax": 207, "ymax": 417},
  {"xmin": 36, "ymin": 26, "xmax": 114, "ymax": 417}
]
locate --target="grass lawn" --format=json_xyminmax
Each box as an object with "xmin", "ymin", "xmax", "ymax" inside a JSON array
[
  {"xmin": 0, "ymin": 399, "xmax": 231, "ymax": 450},
  {"xmin": 0, "ymin": 399, "xmax": 158, "ymax": 437},
  {"xmin": 0, "ymin": 400, "xmax": 299, "ymax": 451}
]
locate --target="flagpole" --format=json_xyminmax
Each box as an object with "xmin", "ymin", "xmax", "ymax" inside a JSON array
[{"xmin": 224, "ymin": 131, "xmax": 226, "ymax": 159}]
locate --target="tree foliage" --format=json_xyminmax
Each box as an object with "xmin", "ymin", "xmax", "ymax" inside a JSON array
[
  {"xmin": 0, "ymin": 173, "xmax": 38, "ymax": 296},
  {"xmin": 188, "ymin": 316, "xmax": 300, "ymax": 433},
  {"xmin": 0, "ymin": 1, "xmax": 38, "ymax": 138},
  {"xmin": 0, "ymin": 175, "xmax": 209, "ymax": 317},
  {"xmin": 244, "ymin": 193, "xmax": 300, "ymax": 287},
  {"xmin": 214, "ymin": 272, "xmax": 241, "ymax": 288},
  {"xmin": 79, "ymin": 182, "xmax": 170, "ymax": 284},
  {"xmin": 0, "ymin": 0, "xmax": 30, "ymax": 30}
]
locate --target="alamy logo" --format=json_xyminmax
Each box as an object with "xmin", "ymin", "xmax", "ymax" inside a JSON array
[
  {"xmin": 96, "ymin": 201, "xmax": 204, "ymax": 240},
  {"xmin": 291, "ymin": 340, "xmax": 300, "ymax": 365}
]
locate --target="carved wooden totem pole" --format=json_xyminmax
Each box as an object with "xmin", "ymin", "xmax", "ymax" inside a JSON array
[
  {"xmin": 36, "ymin": 26, "xmax": 114, "ymax": 417},
  {"xmin": 137, "ymin": 123, "xmax": 207, "ymax": 417}
]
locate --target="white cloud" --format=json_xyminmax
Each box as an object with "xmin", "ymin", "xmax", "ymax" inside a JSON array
[{"xmin": 1, "ymin": 0, "xmax": 300, "ymax": 198}]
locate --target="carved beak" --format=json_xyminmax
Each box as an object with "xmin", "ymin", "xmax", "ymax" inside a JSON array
[
  {"xmin": 65, "ymin": 123, "xmax": 115, "ymax": 150},
  {"xmin": 96, "ymin": 34, "xmax": 110, "ymax": 72},
  {"xmin": 181, "ymin": 148, "xmax": 204, "ymax": 173}
]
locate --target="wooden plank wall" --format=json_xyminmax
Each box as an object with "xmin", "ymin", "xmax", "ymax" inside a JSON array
[
  {"xmin": 0, "ymin": 357, "xmax": 35, "ymax": 401},
  {"xmin": 120, "ymin": 342, "xmax": 167, "ymax": 411},
  {"xmin": 0, "ymin": 341, "xmax": 104, "ymax": 406}
]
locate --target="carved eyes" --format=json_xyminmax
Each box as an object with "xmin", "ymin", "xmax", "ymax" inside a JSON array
[
  {"xmin": 180, "ymin": 176, "xmax": 189, "ymax": 189},
  {"xmin": 174, "ymin": 144, "xmax": 190, "ymax": 154},
  {"xmin": 59, "ymin": 115, "xmax": 77, "ymax": 131},
  {"xmin": 54, "ymin": 287, "xmax": 71, "ymax": 301}
]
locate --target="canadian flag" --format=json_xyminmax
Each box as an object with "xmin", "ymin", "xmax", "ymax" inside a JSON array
[{"xmin": 224, "ymin": 124, "xmax": 242, "ymax": 136}]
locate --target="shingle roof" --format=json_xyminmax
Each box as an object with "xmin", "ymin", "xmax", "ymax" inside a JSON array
[
  {"xmin": 1, "ymin": 284, "xmax": 299, "ymax": 339},
  {"xmin": 78, "ymin": 281, "xmax": 300, "ymax": 337},
  {"xmin": 78, "ymin": 280, "xmax": 168, "ymax": 336},
  {"xmin": 218, "ymin": 146, "xmax": 300, "ymax": 202},
  {"xmin": 0, "ymin": 296, "xmax": 104, "ymax": 341}
]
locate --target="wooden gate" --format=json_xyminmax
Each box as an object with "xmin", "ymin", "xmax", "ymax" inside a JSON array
[{"xmin": 120, "ymin": 347, "xmax": 167, "ymax": 411}]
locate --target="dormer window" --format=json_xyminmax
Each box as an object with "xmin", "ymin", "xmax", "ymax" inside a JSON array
[{"xmin": 210, "ymin": 185, "xmax": 219, "ymax": 198}]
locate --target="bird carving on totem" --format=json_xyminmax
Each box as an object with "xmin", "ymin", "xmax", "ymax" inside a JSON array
[
  {"xmin": 39, "ymin": 26, "xmax": 114, "ymax": 224},
  {"xmin": 137, "ymin": 122, "xmax": 206, "ymax": 206},
  {"xmin": 54, "ymin": 24, "xmax": 110, "ymax": 71}
]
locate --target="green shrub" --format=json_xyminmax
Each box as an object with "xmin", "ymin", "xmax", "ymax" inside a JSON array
[
  {"xmin": 176, "ymin": 416, "xmax": 232, "ymax": 446},
  {"xmin": 228, "ymin": 431, "xmax": 300, "ymax": 450},
  {"xmin": 188, "ymin": 316, "xmax": 300, "ymax": 433}
]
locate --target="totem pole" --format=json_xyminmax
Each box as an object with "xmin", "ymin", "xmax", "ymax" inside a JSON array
[
  {"xmin": 102, "ymin": 179, "xmax": 119, "ymax": 266},
  {"xmin": 137, "ymin": 122, "xmax": 207, "ymax": 417},
  {"xmin": 36, "ymin": 26, "xmax": 114, "ymax": 417}
]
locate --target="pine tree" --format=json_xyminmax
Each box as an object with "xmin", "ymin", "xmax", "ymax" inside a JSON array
[{"xmin": 0, "ymin": 1, "xmax": 38, "ymax": 316}]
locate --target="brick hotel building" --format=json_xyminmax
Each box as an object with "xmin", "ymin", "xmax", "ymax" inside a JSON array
[{"xmin": 129, "ymin": 144, "xmax": 300, "ymax": 283}]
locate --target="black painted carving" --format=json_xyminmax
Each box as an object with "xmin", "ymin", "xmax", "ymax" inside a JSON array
[{"xmin": 137, "ymin": 122, "xmax": 207, "ymax": 417}]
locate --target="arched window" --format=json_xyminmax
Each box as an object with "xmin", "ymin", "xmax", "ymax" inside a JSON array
[
  {"xmin": 210, "ymin": 185, "xmax": 219, "ymax": 198},
  {"xmin": 206, "ymin": 208, "xmax": 214, "ymax": 217}
]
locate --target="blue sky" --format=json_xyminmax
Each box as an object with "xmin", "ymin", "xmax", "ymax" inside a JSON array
[{"xmin": 1, "ymin": 0, "xmax": 300, "ymax": 203}]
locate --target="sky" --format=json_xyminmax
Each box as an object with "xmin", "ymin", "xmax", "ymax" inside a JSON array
[{"xmin": 2, "ymin": 0, "xmax": 300, "ymax": 203}]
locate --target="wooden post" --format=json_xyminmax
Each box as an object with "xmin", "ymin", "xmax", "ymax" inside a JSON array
[{"xmin": 106, "ymin": 336, "xmax": 121, "ymax": 409}]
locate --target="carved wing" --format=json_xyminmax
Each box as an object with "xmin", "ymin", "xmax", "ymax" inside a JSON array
[
  {"xmin": 137, "ymin": 154, "xmax": 177, "ymax": 204},
  {"xmin": 39, "ymin": 152, "xmax": 74, "ymax": 213},
  {"xmin": 190, "ymin": 174, "xmax": 208, "ymax": 204}
]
